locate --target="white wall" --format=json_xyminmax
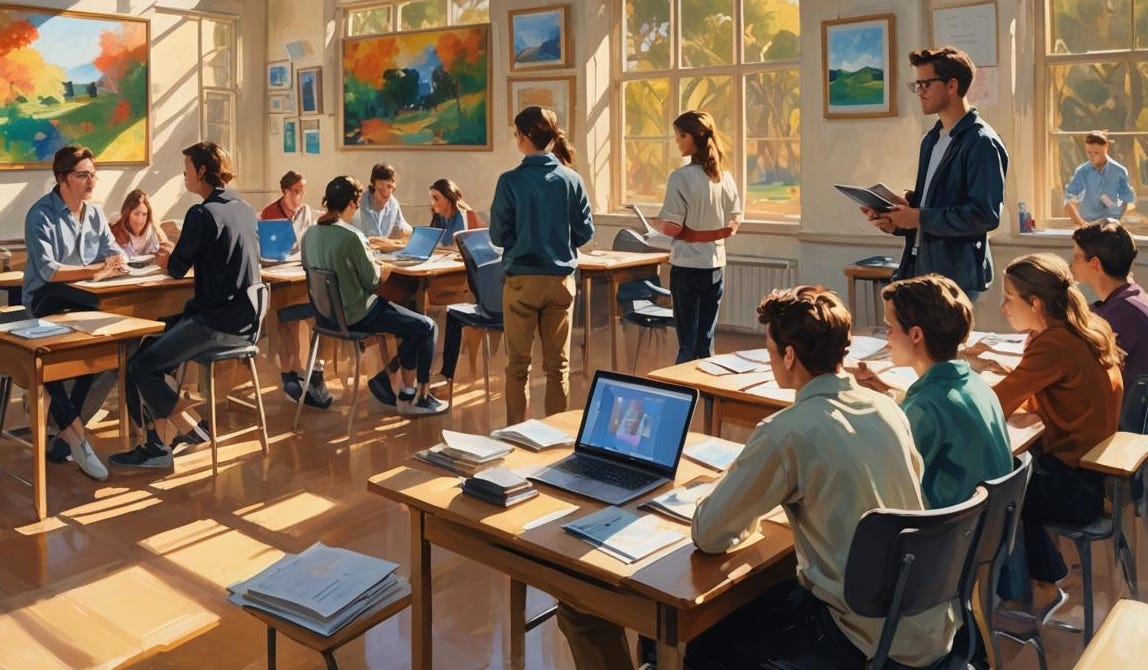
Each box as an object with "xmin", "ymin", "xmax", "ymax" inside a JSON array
[{"xmin": 0, "ymin": 0, "xmax": 267, "ymax": 238}]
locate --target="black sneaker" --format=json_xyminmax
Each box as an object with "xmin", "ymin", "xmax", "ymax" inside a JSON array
[
  {"xmin": 109, "ymin": 441, "xmax": 174, "ymax": 470},
  {"xmin": 305, "ymin": 369, "xmax": 334, "ymax": 409},
  {"xmin": 282, "ymin": 371, "xmax": 304, "ymax": 402},
  {"xmin": 171, "ymin": 420, "xmax": 211, "ymax": 456},
  {"xmin": 400, "ymin": 393, "xmax": 449, "ymax": 416},
  {"xmin": 397, "ymin": 388, "xmax": 416, "ymax": 405},
  {"xmin": 368, "ymin": 375, "xmax": 398, "ymax": 414},
  {"xmin": 47, "ymin": 436, "xmax": 72, "ymax": 463}
]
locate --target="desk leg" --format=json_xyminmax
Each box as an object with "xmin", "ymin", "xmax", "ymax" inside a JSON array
[
  {"xmin": 657, "ymin": 604, "xmax": 684, "ymax": 670},
  {"xmin": 266, "ymin": 626, "xmax": 277, "ymax": 670},
  {"xmin": 416, "ymin": 277, "xmax": 429, "ymax": 313},
  {"xmin": 608, "ymin": 274, "xmax": 620, "ymax": 371},
  {"xmin": 118, "ymin": 343, "xmax": 131, "ymax": 453},
  {"xmin": 509, "ymin": 578, "xmax": 526, "ymax": 670},
  {"xmin": 846, "ymin": 276, "xmax": 857, "ymax": 317},
  {"xmin": 582, "ymin": 273, "xmax": 592, "ymax": 378},
  {"xmin": 31, "ymin": 357, "xmax": 47, "ymax": 521},
  {"xmin": 704, "ymin": 396, "xmax": 715, "ymax": 436},
  {"xmin": 410, "ymin": 510, "xmax": 432, "ymax": 669}
]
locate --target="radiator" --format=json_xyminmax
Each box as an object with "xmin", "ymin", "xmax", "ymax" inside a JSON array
[{"xmin": 718, "ymin": 256, "xmax": 798, "ymax": 332}]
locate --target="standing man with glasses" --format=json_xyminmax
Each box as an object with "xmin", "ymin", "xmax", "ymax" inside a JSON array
[{"xmin": 860, "ymin": 46, "xmax": 1008, "ymax": 302}]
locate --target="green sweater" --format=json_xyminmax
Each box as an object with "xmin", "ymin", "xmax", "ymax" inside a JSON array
[
  {"xmin": 301, "ymin": 221, "xmax": 380, "ymax": 326},
  {"xmin": 902, "ymin": 360, "xmax": 1013, "ymax": 508}
]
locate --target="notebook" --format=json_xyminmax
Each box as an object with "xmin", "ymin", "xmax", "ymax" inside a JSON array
[
  {"xmin": 376, "ymin": 227, "xmax": 444, "ymax": 266},
  {"xmin": 258, "ymin": 219, "xmax": 298, "ymax": 262},
  {"xmin": 528, "ymin": 371, "xmax": 698, "ymax": 505}
]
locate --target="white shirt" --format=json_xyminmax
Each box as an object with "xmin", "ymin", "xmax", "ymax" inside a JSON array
[{"xmin": 657, "ymin": 164, "xmax": 741, "ymax": 269}]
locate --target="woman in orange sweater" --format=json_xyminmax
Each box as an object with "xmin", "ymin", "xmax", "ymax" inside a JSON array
[{"xmin": 993, "ymin": 253, "xmax": 1122, "ymax": 617}]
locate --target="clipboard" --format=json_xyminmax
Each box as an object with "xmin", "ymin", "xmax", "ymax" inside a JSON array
[{"xmin": 834, "ymin": 184, "xmax": 894, "ymax": 212}]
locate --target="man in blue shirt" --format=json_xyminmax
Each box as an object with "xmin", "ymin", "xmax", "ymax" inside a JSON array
[{"xmin": 1064, "ymin": 132, "xmax": 1136, "ymax": 226}]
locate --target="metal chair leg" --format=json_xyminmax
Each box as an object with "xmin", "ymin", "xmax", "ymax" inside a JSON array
[
  {"xmin": 482, "ymin": 330, "xmax": 492, "ymax": 400},
  {"xmin": 267, "ymin": 626, "xmax": 276, "ymax": 670},
  {"xmin": 1078, "ymin": 537, "xmax": 1095, "ymax": 643},
  {"xmin": 321, "ymin": 649, "xmax": 339, "ymax": 670},
  {"xmin": 293, "ymin": 333, "xmax": 321, "ymax": 431},
  {"xmin": 247, "ymin": 357, "xmax": 270, "ymax": 454},
  {"xmin": 346, "ymin": 345, "xmax": 362, "ymax": 438},
  {"xmin": 206, "ymin": 362, "xmax": 219, "ymax": 476}
]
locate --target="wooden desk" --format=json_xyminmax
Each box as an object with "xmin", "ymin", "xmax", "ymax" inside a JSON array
[
  {"xmin": 61, "ymin": 275, "xmax": 195, "ymax": 321},
  {"xmin": 367, "ymin": 410, "xmax": 796, "ymax": 670},
  {"xmin": 1073, "ymin": 599, "xmax": 1148, "ymax": 668},
  {"xmin": 577, "ymin": 250, "xmax": 670, "ymax": 374},
  {"xmin": 0, "ymin": 311, "xmax": 166, "ymax": 520},
  {"xmin": 376, "ymin": 256, "xmax": 469, "ymax": 312},
  {"xmin": 843, "ymin": 264, "xmax": 895, "ymax": 324}
]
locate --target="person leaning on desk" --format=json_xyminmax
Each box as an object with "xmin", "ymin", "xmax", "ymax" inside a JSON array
[{"xmin": 557, "ymin": 287, "xmax": 957, "ymax": 670}]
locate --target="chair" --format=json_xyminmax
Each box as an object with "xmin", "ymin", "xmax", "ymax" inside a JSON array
[
  {"xmin": 963, "ymin": 453, "xmax": 1044, "ymax": 670},
  {"xmin": 190, "ymin": 283, "xmax": 271, "ymax": 475},
  {"xmin": 442, "ymin": 229, "xmax": 504, "ymax": 404},
  {"xmin": 294, "ymin": 268, "xmax": 378, "ymax": 438},
  {"xmin": 612, "ymin": 228, "xmax": 673, "ymax": 372},
  {"xmin": 843, "ymin": 487, "xmax": 988, "ymax": 670}
]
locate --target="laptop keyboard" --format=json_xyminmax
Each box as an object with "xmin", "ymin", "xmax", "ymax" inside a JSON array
[{"xmin": 553, "ymin": 456, "xmax": 660, "ymax": 490}]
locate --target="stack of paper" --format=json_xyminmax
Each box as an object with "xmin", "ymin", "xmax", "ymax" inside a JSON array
[
  {"xmin": 0, "ymin": 318, "xmax": 72, "ymax": 339},
  {"xmin": 491, "ymin": 419, "xmax": 573, "ymax": 451},
  {"xmin": 640, "ymin": 478, "xmax": 716, "ymax": 523},
  {"xmin": 683, "ymin": 437, "xmax": 745, "ymax": 471},
  {"xmin": 413, "ymin": 444, "xmax": 500, "ymax": 476},
  {"xmin": 228, "ymin": 543, "xmax": 405, "ymax": 636},
  {"xmin": 441, "ymin": 430, "xmax": 514, "ymax": 464},
  {"xmin": 563, "ymin": 506, "xmax": 686, "ymax": 564}
]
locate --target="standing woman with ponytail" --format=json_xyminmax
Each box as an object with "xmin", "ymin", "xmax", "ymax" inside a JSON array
[
  {"xmin": 993, "ymin": 253, "xmax": 1122, "ymax": 618},
  {"xmin": 654, "ymin": 110, "xmax": 742, "ymax": 363},
  {"xmin": 490, "ymin": 106, "xmax": 594, "ymax": 425}
]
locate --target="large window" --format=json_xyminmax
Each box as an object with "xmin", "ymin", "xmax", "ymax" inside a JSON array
[
  {"xmin": 1041, "ymin": 1, "xmax": 1148, "ymax": 233},
  {"xmin": 201, "ymin": 16, "xmax": 237, "ymax": 153},
  {"xmin": 620, "ymin": 1, "xmax": 800, "ymax": 222},
  {"xmin": 344, "ymin": 0, "xmax": 488, "ymax": 37}
]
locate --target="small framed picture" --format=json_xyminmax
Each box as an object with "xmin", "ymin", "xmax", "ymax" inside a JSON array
[
  {"xmin": 269, "ymin": 92, "xmax": 296, "ymax": 114},
  {"xmin": 508, "ymin": 76, "xmax": 575, "ymax": 134},
  {"xmin": 509, "ymin": 4, "xmax": 571, "ymax": 71},
  {"xmin": 268, "ymin": 59, "xmax": 292, "ymax": 90},
  {"xmin": 822, "ymin": 14, "xmax": 897, "ymax": 119},
  {"xmin": 301, "ymin": 118, "xmax": 320, "ymax": 155},
  {"xmin": 297, "ymin": 66, "xmax": 323, "ymax": 115},
  {"xmin": 283, "ymin": 119, "xmax": 298, "ymax": 153}
]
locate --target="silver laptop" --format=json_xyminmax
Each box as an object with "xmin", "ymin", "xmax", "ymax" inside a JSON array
[
  {"xmin": 376, "ymin": 227, "xmax": 444, "ymax": 266},
  {"xmin": 529, "ymin": 371, "xmax": 698, "ymax": 505}
]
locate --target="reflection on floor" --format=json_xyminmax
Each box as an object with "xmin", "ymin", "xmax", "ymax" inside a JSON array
[{"xmin": 0, "ymin": 325, "xmax": 1140, "ymax": 668}]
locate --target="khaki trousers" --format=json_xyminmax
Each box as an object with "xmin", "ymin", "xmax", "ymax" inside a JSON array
[
  {"xmin": 502, "ymin": 274, "xmax": 575, "ymax": 425},
  {"xmin": 556, "ymin": 603, "xmax": 634, "ymax": 670}
]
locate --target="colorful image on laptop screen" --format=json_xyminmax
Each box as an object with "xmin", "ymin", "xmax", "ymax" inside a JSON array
[{"xmin": 579, "ymin": 375, "xmax": 694, "ymax": 469}]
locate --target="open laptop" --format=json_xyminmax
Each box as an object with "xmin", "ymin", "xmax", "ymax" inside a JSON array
[
  {"xmin": 528, "ymin": 371, "xmax": 698, "ymax": 505},
  {"xmin": 376, "ymin": 226, "xmax": 444, "ymax": 266},
  {"xmin": 258, "ymin": 219, "xmax": 298, "ymax": 263}
]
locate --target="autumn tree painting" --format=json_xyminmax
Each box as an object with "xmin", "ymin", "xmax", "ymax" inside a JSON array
[
  {"xmin": 0, "ymin": 5, "xmax": 149, "ymax": 168},
  {"xmin": 342, "ymin": 25, "xmax": 490, "ymax": 150}
]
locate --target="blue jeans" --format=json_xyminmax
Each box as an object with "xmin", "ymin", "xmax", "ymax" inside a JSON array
[
  {"xmin": 671, "ymin": 265, "xmax": 724, "ymax": 364},
  {"xmin": 341, "ymin": 298, "xmax": 436, "ymax": 385}
]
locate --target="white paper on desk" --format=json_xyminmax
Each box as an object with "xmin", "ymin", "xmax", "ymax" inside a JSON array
[
  {"xmin": 743, "ymin": 379, "xmax": 797, "ymax": 404},
  {"xmin": 707, "ymin": 353, "xmax": 763, "ymax": 374},
  {"xmin": 697, "ymin": 360, "xmax": 734, "ymax": 376},
  {"xmin": 55, "ymin": 313, "xmax": 127, "ymax": 336},
  {"xmin": 441, "ymin": 430, "xmax": 514, "ymax": 462},
  {"xmin": 979, "ymin": 351, "xmax": 1023, "ymax": 373},
  {"xmin": 970, "ymin": 331, "xmax": 1027, "ymax": 355},
  {"xmin": 563, "ymin": 506, "xmax": 686, "ymax": 564},
  {"xmin": 735, "ymin": 348, "xmax": 770, "ymax": 364},
  {"xmin": 641, "ymin": 480, "xmax": 717, "ymax": 523},
  {"xmin": 876, "ymin": 366, "xmax": 919, "ymax": 392},
  {"xmin": 684, "ymin": 437, "xmax": 745, "ymax": 471},
  {"xmin": 848, "ymin": 334, "xmax": 889, "ymax": 361}
]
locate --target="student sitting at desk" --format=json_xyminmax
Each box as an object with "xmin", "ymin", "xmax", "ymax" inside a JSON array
[
  {"xmin": 856, "ymin": 274, "xmax": 1012, "ymax": 509},
  {"xmin": 557, "ymin": 287, "xmax": 956, "ymax": 669},
  {"xmin": 353, "ymin": 162, "xmax": 412, "ymax": 247},
  {"xmin": 428, "ymin": 178, "xmax": 469, "ymax": 244},
  {"xmin": 993, "ymin": 253, "xmax": 1123, "ymax": 620},
  {"xmin": 260, "ymin": 170, "xmax": 332, "ymax": 410},
  {"xmin": 23, "ymin": 145, "xmax": 129, "ymax": 481},
  {"xmin": 109, "ymin": 142, "xmax": 263, "ymax": 469},
  {"xmin": 110, "ymin": 189, "xmax": 171, "ymax": 260},
  {"xmin": 303, "ymin": 176, "xmax": 447, "ymax": 415}
]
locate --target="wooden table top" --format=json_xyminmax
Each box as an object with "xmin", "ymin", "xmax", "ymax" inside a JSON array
[
  {"xmin": 1079, "ymin": 431, "xmax": 1148, "ymax": 477},
  {"xmin": 577, "ymin": 250, "xmax": 669, "ymax": 271},
  {"xmin": 0, "ymin": 311, "xmax": 166, "ymax": 352},
  {"xmin": 1073, "ymin": 599, "xmax": 1148, "ymax": 668}
]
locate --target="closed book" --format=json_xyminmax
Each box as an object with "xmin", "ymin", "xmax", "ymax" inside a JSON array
[
  {"xmin": 413, "ymin": 445, "xmax": 501, "ymax": 476},
  {"xmin": 467, "ymin": 467, "xmax": 531, "ymax": 495},
  {"xmin": 461, "ymin": 481, "xmax": 539, "ymax": 507}
]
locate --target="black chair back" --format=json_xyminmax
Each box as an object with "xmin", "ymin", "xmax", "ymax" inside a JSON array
[
  {"xmin": 304, "ymin": 267, "xmax": 353, "ymax": 337},
  {"xmin": 455, "ymin": 228, "xmax": 504, "ymax": 318},
  {"xmin": 844, "ymin": 487, "xmax": 988, "ymax": 669},
  {"xmin": 246, "ymin": 283, "xmax": 270, "ymax": 344},
  {"xmin": 1121, "ymin": 373, "xmax": 1148, "ymax": 433},
  {"xmin": 613, "ymin": 227, "xmax": 661, "ymax": 253}
]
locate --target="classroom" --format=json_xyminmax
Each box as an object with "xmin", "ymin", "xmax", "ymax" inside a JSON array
[{"xmin": 1, "ymin": 1, "xmax": 1147, "ymax": 669}]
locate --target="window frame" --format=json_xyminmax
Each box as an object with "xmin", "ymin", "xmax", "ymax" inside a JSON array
[
  {"xmin": 339, "ymin": 0, "xmax": 488, "ymax": 37},
  {"xmin": 612, "ymin": 0, "xmax": 801, "ymax": 225},
  {"xmin": 198, "ymin": 13, "xmax": 238, "ymax": 162}
]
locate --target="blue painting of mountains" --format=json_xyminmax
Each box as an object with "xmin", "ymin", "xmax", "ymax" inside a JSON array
[{"xmin": 513, "ymin": 11, "xmax": 563, "ymax": 64}]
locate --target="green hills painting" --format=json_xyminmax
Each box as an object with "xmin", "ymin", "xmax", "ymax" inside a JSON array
[
  {"xmin": 828, "ymin": 66, "xmax": 886, "ymax": 105},
  {"xmin": 823, "ymin": 15, "xmax": 894, "ymax": 118},
  {"xmin": 0, "ymin": 5, "xmax": 149, "ymax": 168}
]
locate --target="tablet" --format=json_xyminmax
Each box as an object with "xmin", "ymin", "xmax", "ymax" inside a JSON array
[{"xmin": 834, "ymin": 184, "xmax": 894, "ymax": 213}]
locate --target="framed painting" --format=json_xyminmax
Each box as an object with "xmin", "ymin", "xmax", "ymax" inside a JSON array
[
  {"xmin": 268, "ymin": 59, "xmax": 291, "ymax": 90},
  {"xmin": 821, "ymin": 14, "xmax": 897, "ymax": 119},
  {"xmin": 509, "ymin": 5, "xmax": 571, "ymax": 71},
  {"xmin": 283, "ymin": 119, "xmax": 298, "ymax": 154},
  {"xmin": 269, "ymin": 92, "xmax": 296, "ymax": 115},
  {"xmin": 0, "ymin": 4, "xmax": 150, "ymax": 169},
  {"xmin": 341, "ymin": 24, "xmax": 491, "ymax": 150},
  {"xmin": 301, "ymin": 118, "xmax": 320, "ymax": 155},
  {"xmin": 508, "ymin": 76, "xmax": 574, "ymax": 134},
  {"xmin": 297, "ymin": 66, "xmax": 322, "ymax": 115}
]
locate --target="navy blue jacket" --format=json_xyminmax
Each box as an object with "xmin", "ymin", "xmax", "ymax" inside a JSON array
[{"xmin": 896, "ymin": 108, "xmax": 1008, "ymax": 293}]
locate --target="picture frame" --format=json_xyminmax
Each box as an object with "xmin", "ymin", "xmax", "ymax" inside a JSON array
[
  {"xmin": 282, "ymin": 119, "xmax": 298, "ymax": 154},
  {"xmin": 0, "ymin": 4, "xmax": 150, "ymax": 168},
  {"xmin": 509, "ymin": 4, "xmax": 571, "ymax": 71},
  {"xmin": 821, "ymin": 14, "xmax": 897, "ymax": 119},
  {"xmin": 507, "ymin": 76, "xmax": 575, "ymax": 135},
  {"xmin": 301, "ymin": 118, "xmax": 320, "ymax": 155},
  {"xmin": 341, "ymin": 24, "xmax": 491, "ymax": 150},
  {"xmin": 297, "ymin": 66, "xmax": 322, "ymax": 115},
  {"xmin": 269, "ymin": 92, "xmax": 296, "ymax": 115},
  {"xmin": 268, "ymin": 59, "xmax": 292, "ymax": 90}
]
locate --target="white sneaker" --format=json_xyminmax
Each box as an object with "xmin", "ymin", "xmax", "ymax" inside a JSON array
[{"xmin": 70, "ymin": 438, "xmax": 109, "ymax": 481}]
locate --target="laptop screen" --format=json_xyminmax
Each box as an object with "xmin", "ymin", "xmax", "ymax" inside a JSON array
[
  {"xmin": 576, "ymin": 371, "xmax": 698, "ymax": 476},
  {"xmin": 402, "ymin": 227, "xmax": 445, "ymax": 258},
  {"xmin": 258, "ymin": 219, "xmax": 297, "ymax": 261}
]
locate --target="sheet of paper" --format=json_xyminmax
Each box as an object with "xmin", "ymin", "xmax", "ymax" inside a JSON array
[
  {"xmin": 743, "ymin": 379, "xmax": 797, "ymax": 404},
  {"xmin": 735, "ymin": 348, "xmax": 770, "ymax": 364},
  {"xmin": 876, "ymin": 366, "xmax": 919, "ymax": 392},
  {"xmin": 707, "ymin": 353, "xmax": 763, "ymax": 374},
  {"xmin": 847, "ymin": 334, "xmax": 889, "ymax": 361},
  {"xmin": 684, "ymin": 437, "xmax": 745, "ymax": 471},
  {"xmin": 697, "ymin": 360, "xmax": 734, "ymax": 376},
  {"xmin": 441, "ymin": 430, "xmax": 514, "ymax": 460},
  {"xmin": 564, "ymin": 506, "xmax": 687, "ymax": 564}
]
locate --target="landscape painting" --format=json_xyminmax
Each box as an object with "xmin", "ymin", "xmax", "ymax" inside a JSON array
[
  {"xmin": 822, "ymin": 14, "xmax": 896, "ymax": 119},
  {"xmin": 508, "ymin": 76, "xmax": 573, "ymax": 133},
  {"xmin": 0, "ymin": 5, "xmax": 150, "ymax": 168},
  {"xmin": 341, "ymin": 25, "xmax": 491, "ymax": 150},
  {"xmin": 509, "ymin": 5, "xmax": 570, "ymax": 71}
]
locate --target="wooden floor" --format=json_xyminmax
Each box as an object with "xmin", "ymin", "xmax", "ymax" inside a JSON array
[{"xmin": 0, "ymin": 324, "xmax": 1142, "ymax": 669}]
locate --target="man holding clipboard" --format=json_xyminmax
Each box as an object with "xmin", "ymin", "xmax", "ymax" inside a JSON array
[{"xmin": 859, "ymin": 46, "xmax": 1008, "ymax": 302}]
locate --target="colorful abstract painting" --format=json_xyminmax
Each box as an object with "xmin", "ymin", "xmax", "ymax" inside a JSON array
[
  {"xmin": 341, "ymin": 25, "xmax": 491, "ymax": 150},
  {"xmin": 0, "ymin": 4, "xmax": 149, "ymax": 168}
]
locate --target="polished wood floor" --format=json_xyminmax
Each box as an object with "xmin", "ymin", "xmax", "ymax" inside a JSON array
[{"xmin": 0, "ymin": 324, "xmax": 1142, "ymax": 669}]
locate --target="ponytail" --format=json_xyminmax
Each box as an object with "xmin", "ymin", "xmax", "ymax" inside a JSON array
[
  {"xmin": 514, "ymin": 106, "xmax": 577, "ymax": 167},
  {"xmin": 673, "ymin": 110, "xmax": 725, "ymax": 182},
  {"xmin": 551, "ymin": 129, "xmax": 576, "ymax": 166}
]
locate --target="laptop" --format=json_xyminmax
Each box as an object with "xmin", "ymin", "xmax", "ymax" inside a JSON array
[
  {"xmin": 528, "ymin": 371, "xmax": 699, "ymax": 505},
  {"xmin": 258, "ymin": 219, "xmax": 298, "ymax": 263},
  {"xmin": 376, "ymin": 226, "xmax": 444, "ymax": 266}
]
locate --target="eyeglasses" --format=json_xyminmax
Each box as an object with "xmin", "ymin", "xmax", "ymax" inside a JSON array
[
  {"xmin": 906, "ymin": 78, "xmax": 948, "ymax": 93},
  {"xmin": 70, "ymin": 170, "xmax": 98, "ymax": 181}
]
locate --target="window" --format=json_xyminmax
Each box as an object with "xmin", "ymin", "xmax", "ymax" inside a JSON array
[
  {"xmin": 620, "ymin": 1, "xmax": 800, "ymax": 222},
  {"xmin": 1040, "ymin": 1, "xmax": 1148, "ymax": 233},
  {"xmin": 344, "ymin": 0, "xmax": 489, "ymax": 37},
  {"xmin": 200, "ymin": 16, "xmax": 237, "ymax": 153}
]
